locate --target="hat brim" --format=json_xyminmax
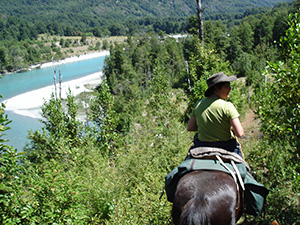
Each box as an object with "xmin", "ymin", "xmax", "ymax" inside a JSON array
[
  {"xmin": 204, "ymin": 75, "xmax": 237, "ymax": 97},
  {"xmin": 226, "ymin": 75, "xmax": 237, "ymax": 82}
]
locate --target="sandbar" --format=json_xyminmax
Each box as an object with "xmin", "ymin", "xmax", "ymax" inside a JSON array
[{"xmin": 3, "ymin": 51, "xmax": 109, "ymax": 119}]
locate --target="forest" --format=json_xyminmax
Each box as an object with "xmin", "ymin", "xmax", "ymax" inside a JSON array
[
  {"xmin": 0, "ymin": 0, "xmax": 293, "ymax": 27},
  {"xmin": 0, "ymin": 0, "xmax": 295, "ymax": 73},
  {"xmin": 1, "ymin": 0, "xmax": 300, "ymax": 224}
]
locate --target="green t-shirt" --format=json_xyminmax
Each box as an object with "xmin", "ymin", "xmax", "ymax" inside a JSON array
[{"xmin": 192, "ymin": 98, "xmax": 239, "ymax": 142}]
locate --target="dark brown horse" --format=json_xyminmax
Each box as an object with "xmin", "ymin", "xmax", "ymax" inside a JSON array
[{"xmin": 172, "ymin": 170, "xmax": 243, "ymax": 225}]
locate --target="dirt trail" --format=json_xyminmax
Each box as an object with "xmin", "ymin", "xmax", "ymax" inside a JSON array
[{"xmin": 240, "ymin": 109, "xmax": 261, "ymax": 139}]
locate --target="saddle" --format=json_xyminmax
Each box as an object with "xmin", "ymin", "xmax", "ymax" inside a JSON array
[
  {"xmin": 188, "ymin": 147, "xmax": 247, "ymax": 202},
  {"xmin": 188, "ymin": 146, "xmax": 250, "ymax": 171},
  {"xmin": 164, "ymin": 147, "xmax": 269, "ymax": 216}
]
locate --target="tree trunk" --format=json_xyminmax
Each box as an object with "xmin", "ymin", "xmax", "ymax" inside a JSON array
[{"xmin": 196, "ymin": 0, "xmax": 204, "ymax": 47}]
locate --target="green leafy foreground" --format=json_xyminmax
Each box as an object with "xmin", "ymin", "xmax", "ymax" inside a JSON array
[{"xmin": 1, "ymin": 15, "xmax": 299, "ymax": 225}]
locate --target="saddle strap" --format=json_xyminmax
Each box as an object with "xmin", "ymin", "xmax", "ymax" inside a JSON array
[
  {"xmin": 216, "ymin": 155, "xmax": 245, "ymax": 216},
  {"xmin": 215, "ymin": 155, "xmax": 245, "ymax": 191},
  {"xmin": 231, "ymin": 160, "xmax": 245, "ymax": 191},
  {"xmin": 216, "ymin": 155, "xmax": 238, "ymax": 191}
]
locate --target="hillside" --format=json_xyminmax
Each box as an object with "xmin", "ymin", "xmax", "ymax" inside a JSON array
[
  {"xmin": 1, "ymin": 0, "xmax": 299, "ymax": 224},
  {"xmin": 0, "ymin": 0, "xmax": 294, "ymax": 28},
  {"xmin": 0, "ymin": 0, "xmax": 295, "ymax": 73}
]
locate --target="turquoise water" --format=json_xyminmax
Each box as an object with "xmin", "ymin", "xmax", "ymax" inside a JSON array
[
  {"xmin": 0, "ymin": 55, "xmax": 107, "ymax": 151},
  {"xmin": 1, "ymin": 57, "xmax": 107, "ymax": 100}
]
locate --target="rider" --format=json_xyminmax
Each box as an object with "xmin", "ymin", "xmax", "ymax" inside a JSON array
[{"xmin": 187, "ymin": 72, "xmax": 244, "ymax": 158}]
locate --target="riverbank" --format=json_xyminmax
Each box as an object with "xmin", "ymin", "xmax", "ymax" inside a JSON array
[
  {"xmin": 4, "ymin": 72, "xmax": 103, "ymax": 119},
  {"xmin": 31, "ymin": 50, "xmax": 109, "ymax": 70},
  {"xmin": 3, "ymin": 50, "xmax": 109, "ymax": 119}
]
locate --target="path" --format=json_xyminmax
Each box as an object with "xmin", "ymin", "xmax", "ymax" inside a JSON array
[{"xmin": 241, "ymin": 109, "xmax": 261, "ymax": 139}]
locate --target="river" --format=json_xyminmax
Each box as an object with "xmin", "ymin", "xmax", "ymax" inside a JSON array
[{"xmin": 0, "ymin": 52, "xmax": 108, "ymax": 151}]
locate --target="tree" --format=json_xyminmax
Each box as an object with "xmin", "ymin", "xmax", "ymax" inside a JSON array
[
  {"xmin": 255, "ymin": 12, "xmax": 300, "ymax": 155},
  {"xmin": 196, "ymin": 0, "xmax": 205, "ymax": 47},
  {"xmin": 186, "ymin": 15, "xmax": 198, "ymax": 36},
  {"xmin": 272, "ymin": 10, "xmax": 290, "ymax": 44},
  {"xmin": 186, "ymin": 39, "xmax": 230, "ymax": 114},
  {"xmin": 164, "ymin": 37, "xmax": 185, "ymax": 86},
  {"xmin": 204, "ymin": 21, "xmax": 230, "ymax": 58},
  {"xmin": 292, "ymin": 0, "xmax": 300, "ymax": 14},
  {"xmin": 0, "ymin": 48, "xmax": 7, "ymax": 72},
  {"xmin": 108, "ymin": 24, "xmax": 124, "ymax": 36},
  {"xmin": 226, "ymin": 26, "xmax": 244, "ymax": 65},
  {"xmin": 236, "ymin": 21, "xmax": 254, "ymax": 53},
  {"xmin": 89, "ymin": 77, "xmax": 119, "ymax": 157},
  {"xmin": 24, "ymin": 91, "xmax": 91, "ymax": 163},
  {"xmin": 104, "ymin": 43, "xmax": 126, "ymax": 94},
  {"xmin": 26, "ymin": 46, "xmax": 40, "ymax": 63},
  {"xmin": 92, "ymin": 27, "xmax": 103, "ymax": 37},
  {"xmin": 0, "ymin": 94, "xmax": 25, "ymax": 224},
  {"xmin": 254, "ymin": 15, "xmax": 273, "ymax": 46}
]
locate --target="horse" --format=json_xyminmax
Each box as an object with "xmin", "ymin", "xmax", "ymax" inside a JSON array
[{"xmin": 171, "ymin": 170, "xmax": 243, "ymax": 225}]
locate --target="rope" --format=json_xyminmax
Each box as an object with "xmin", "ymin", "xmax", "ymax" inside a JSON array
[
  {"xmin": 231, "ymin": 160, "xmax": 245, "ymax": 191},
  {"xmin": 216, "ymin": 155, "xmax": 238, "ymax": 191}
]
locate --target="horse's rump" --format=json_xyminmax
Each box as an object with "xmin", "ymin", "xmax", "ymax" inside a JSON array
[{"xmin": 172, "ymin": 170, "xmax": 241, "ymax": 225}]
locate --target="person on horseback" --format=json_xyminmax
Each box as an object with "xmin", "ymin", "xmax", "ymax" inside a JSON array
[
  {"xmin": 166, "ymin": 72, "xmax": 269, "ymax": 223},
  {"xmin": 187, "ymin": 72, "xmax": 244, "ymax": 158}
]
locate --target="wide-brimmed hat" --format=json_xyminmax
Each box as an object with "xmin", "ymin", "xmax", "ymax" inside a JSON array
[{"xmin": 204, "ymin": 72, "xmax": 237, "ymax": 97}]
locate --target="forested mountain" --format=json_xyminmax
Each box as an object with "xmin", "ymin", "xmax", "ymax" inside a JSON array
[
  {"xmin": 0, "ymin": 0, "xmax": 296, "ymax": 73},
  {"xmin": 0, "ymin": 0, "xmax": 294, "ymax": 39},
  {"xmin": 0, "ymin": 0, "xmax": 294, "ymax": 31}
]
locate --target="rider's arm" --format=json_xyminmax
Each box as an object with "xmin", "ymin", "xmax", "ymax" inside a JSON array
[
  {"xmin": 230, "ymin": 117, "xmax": 244, "ymax": 137},
  {"xmin": 187, "ymin": 116, "xmax": 198, "ymax": 131}
]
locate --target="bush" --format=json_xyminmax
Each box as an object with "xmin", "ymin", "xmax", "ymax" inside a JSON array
[
  {"xmin": 242, "ymin": 138, "xmax": 299, "ymax": 224},
  {"xmin": 254, "ymin": 12, "xmax": 300, "ymax": 157}
]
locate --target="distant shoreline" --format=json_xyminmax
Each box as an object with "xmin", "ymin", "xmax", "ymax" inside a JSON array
[
  {"xmin": 30, "ymin": 50, "xmax": 110, "ymax": 69},
  {"xmin": 2, "ymin": 50, "xmax": 110, "ymax": 76},
  {"xmin": 3, "ymin": 50, "xmax": 110, "ymax": 119}
]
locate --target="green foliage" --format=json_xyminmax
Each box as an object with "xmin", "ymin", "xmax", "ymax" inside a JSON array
[
  {"xmin": 242, "ymin": 138, "xmax": 299, "ymax": 224},
  {"xmin": 0, "ymin": 0, "xmax": 293, "ymax": 35},
  {"xmin": 204, "ymin": 20, "xmax": 230, "ymax": 58},
  {"xmin": 110, "ymin": 63, "xmax": 191, "ymax": 224},
  {"xmin": 254, "ymin": 12, "xmax": 300, "ymax": 156},
  {"xmin": 185, "ymin": 39, "xmax": 231, "ymax": 114},
  {"xmin": 89, "ymin": 77, "xmax": 120, "ymax": 156},
  {"xmin": 19, "ymin": 161, "xmax": 89, "ymax": 224},
  {"xmin": 148, "ymin": 59, "xmax": 175, "ymax": 120},
  {"xmin": 250, "ymin": 12, "xmax": 300, "ymax": 223},
  {"xmin": 1, "ymin": 145, "xmax": 115, "ymax": 224},
  {"xmin": 24, "ymin": 91, "xmax": 94, "ymax": 163},
  {"xmin": 103, "ymin": 34, "xmax": 186, "ymax": 133},
  {"xmin": 0, "ymin": 95, "xmax": 26, "ymax": 224},
  {"xmin": 229, "ymin": 79, "xmax": 249, "ymax": 118},
  {"xmin": 0, "ymin": 96, "xmax": 11, "ymax": 145},
  {"xmin": 184, "ymin": 3, "xmax": 293, "ymax": 82},
  {"xmin": 0, "ymin": 86, "xmax": 118, "ymax": 223},
  {"xmin": 1, "ymin": 4, "xmax": 300, "ymax": 222},
  {"xmin": 0, "ymin": 147, "xmax": 26, "ymax": 224},
  {"xmin": 0, "ymin": 0, "xmax": 295, "ymax": 75},
  {"xmin": 185, "ymin": 15, "xmax": 198, "ymax": 36}
]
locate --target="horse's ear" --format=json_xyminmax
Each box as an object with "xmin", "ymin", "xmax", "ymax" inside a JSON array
[{"xmin": 271, "ymin": 220, "xmax": 279, "ymax": 225}]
